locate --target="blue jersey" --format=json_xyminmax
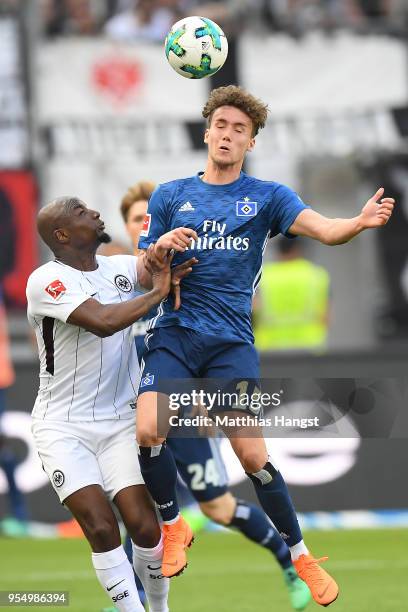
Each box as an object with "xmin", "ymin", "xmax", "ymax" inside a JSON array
[
  {"xmin": 133, "ymin": 304, "xmax": 158, "ymax": 360},
  {"xmin": 138, "ymin": 171, "xmax": 308, "ymax": 343}
]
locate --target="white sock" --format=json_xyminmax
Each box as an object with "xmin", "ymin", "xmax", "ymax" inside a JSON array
[
  {"xmin": 91, "ymin": 544, "xmax": 145, "ymax": 611},
  {"xmin": 163, "ymin": 513, "xmax": 180, "ymax": 526},
  {"xmin": 132, "ymin": 535, "xmax": 170, "ymax": 612},
  {"xmin": 290, "ymin": 540, "xmax": 309, "ymax": 561}
]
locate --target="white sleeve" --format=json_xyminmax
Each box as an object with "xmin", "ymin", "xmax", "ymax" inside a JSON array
[{"xmin": 26, "ymin": 268, "xmax": 92, "ymax": 324}]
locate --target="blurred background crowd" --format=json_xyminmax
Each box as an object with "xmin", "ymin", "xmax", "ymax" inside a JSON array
[
  {"xmin": 1, "ymin": 0, "xmax": 408, "ymax": 39},
  {"xmin": 40, "ymin": 0, "xmax": 408, "ymax": 39}
]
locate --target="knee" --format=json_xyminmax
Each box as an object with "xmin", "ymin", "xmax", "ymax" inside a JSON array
[
  {"xmin": 128, "ymin": 515, "xmax": 160, "ymax": 548},
  {"xmin": 136, "ymin": 392, "xmax": 167, "ymax": 447},
  {"xmin": 200, "ymin": 495, "xmax": 235, "ymax": 526},
  {"xmin": 238, "ymin": 451, "xmax": 268, "ymax": 474},
  {"xmin": 82, "ymin": 514, "xmax": 117, "ymax": 549},
  {"xmin": 136, "ymin": 423, "xmax": 164, "ymax": 448}
]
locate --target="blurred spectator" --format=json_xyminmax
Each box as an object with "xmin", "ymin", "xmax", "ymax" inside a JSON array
[
  {"xmin": 42, "ymin": 0, "xmax": 107, "ymax": 37},
  {"xmin": 261, "ymin": 0, "xmax": 408, "ymax": 35},
  {"xmin": 254, "ymin": 237, "xmax": 330, "ymax": 351},
  {"xmin": 104, "ymin": 0, "xmax": 183, "ymax": 42},
  {"xmin": 0, "ymin": 186, "xmax": 28, "ymax": 535},
  {"xmin": 0, "ymin": 190, "xmax": 16, "ymax": 284},
  {"xmin": 0, "ymin": 289, "xmax": 29, "ymax": 536},
  {"xmin": 0, "ymin": 0, "xmax": 20, "ymax": 14}
]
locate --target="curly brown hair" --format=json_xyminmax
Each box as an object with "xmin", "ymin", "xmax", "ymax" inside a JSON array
[
  {"xmin": 202, "ymin": 85, "xmax": 269, "ymax": 136},
  {"xmin": 120, "ymin": 181, "xmax": 156, "ymax": 222}
]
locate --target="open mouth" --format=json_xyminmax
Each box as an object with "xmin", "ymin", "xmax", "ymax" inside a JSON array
[{"xmin": 219, "ymin": 146, "xmax": 230, "ymax": 152}]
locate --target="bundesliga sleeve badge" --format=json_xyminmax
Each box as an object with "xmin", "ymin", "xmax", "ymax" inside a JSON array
[
  {"xmin": 140, "ymin": 213, "xmax": 151, "ymax": 238},
  {"xmin": 45, "ymin": 279, "xmax": 66, "ymax": 300}
]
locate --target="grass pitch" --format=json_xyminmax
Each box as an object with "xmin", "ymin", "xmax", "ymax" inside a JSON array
[{"xmin": 1, "ymin": 529, "xmax": 406, "ymax": 611}]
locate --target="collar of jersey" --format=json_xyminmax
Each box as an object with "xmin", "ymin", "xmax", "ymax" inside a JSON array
[{"xmin": 195, "ymin": 171, "xmax": 246, "ymax": 191}]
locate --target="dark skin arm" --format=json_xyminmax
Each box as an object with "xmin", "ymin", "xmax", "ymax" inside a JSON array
[
  {"xmin": 67, "ymin": 292, "xmax": 162, "ymax": 338},
  {"xmin": 137, "ymin": 227, "xmax": 198, "ymax": 289},
  {"xmin": 67, "ymin": 243, "xmax": 167, "ymax": 336},
  {"xmin": 67, "ymin": 249, "xmax": 197, "ymax": 337}
]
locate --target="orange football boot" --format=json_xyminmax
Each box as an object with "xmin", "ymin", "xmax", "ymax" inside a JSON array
[
  {"xmin": 162, "ymin": 516, "xmax": 194, "ymax": 578},
  {"xmin": 293, "ymin": 554, "xmax": 339, "ymax": 607}
]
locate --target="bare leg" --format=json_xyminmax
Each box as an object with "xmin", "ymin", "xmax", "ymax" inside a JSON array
[{"xmin": 64, "ymin": 485, "xmax": 144, "ymax": 611}]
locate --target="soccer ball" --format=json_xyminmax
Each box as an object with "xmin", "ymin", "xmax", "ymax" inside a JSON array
[{"xmin": 165, "ymin": 16, "xmax": 228, "ymax": 79}]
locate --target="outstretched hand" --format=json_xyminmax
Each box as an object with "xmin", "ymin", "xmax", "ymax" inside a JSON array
[
  {"xmin": 155, "ymin": 227, "xmax": 198, "ymax": 256},
  {"xmin": 145, "ymin": 244, "xmax": 173, "ymax": 300},
  {"xmin": 360, "ymin": 187, "xmax": 395, "ymax": 229},
  {"xmin": 171, "ymin": 257, "xmax": 198, "ymax": 310}
]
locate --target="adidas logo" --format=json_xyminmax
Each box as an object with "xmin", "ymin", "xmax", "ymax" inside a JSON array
[{"xmin": 179, "ymin": 201, "xmax": 195, "ymax": 212}]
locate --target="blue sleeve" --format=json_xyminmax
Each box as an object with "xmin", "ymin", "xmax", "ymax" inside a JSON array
[
  {"xmin": 138, "ymin": 186, "xmax": 168, "ymax": 249},
  {"xmin": 269, "ymin": 184, "xmax": 309, "ymax": 238}
]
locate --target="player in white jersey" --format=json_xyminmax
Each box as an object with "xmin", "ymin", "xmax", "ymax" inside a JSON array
[{"xmin": 26, "ymin": 196, "xmax": 197, "ymax": 612}]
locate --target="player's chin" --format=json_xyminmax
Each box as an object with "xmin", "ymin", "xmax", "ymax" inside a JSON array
[
  {"xmin": 98, "ymin": 231, "xmax": 112, "ymax": 244},
  {"xmin": 214, "ymin": 155, "xmax": 235, "ymax": 167}
]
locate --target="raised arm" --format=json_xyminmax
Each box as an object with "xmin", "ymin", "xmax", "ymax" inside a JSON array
[
  {"xmin": 68, "ymin": 247, "xmax": 172, "ymax": 337},
  {"xmin": 67, "ymin": 292, "xmax": 163, "ymax": 338},
  {"xmin": 288, "ymin": 188, "xmax": 395, "ymax": 245},
  {"xmin": 136, "ymin": 227, "xmax": 198, "ymax": 289}
]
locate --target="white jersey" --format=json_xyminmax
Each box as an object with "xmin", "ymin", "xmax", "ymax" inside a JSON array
[{"xmin": 26, "ymin": 255, "xmax": 142, "ymax": 422}]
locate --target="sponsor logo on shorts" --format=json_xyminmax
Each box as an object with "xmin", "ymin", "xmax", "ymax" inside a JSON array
[
  {"xmin": 45, "ymin": 279, "xmax": 66, "ymax": 300},
  {"xmin": 140, "ymin": 213, "xmax": 151, "ymax": 238},
  {"xmin": 52, "ymin": 470, "xmax": 65, "ymax": 488},
  {"xmin": 114, "ymin": 275, "xmax": 132, "ymax": 292},
  {"xmin": 140, "ymin": 373, "xmax": 154, "ymax": 388}
]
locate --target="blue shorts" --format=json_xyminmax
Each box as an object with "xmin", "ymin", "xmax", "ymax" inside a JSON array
[
  {"xmin": 135, "ymin": 331, "xmax": 229, "ymax": 502},
  {"xmin": 168, "ymin": 436, "xmax": 228, "ymax": 502},
  {"xmin": 138, "ymin": 326, "xmax": 260, "ymax": 416}
]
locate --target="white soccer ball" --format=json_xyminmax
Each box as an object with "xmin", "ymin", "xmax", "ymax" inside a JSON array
[{"xmin": 165, "ymin": 16, "xmax": 228, "ymax": 79}]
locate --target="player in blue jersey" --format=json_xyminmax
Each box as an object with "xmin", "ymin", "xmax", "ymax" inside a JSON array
[
  {"xmin": 135, "ymin": 85, "xmax": 395, "ymax": 606},
  {"xmin": 118, "ymin": 180, "xmax": 312, "ymax": 611}
]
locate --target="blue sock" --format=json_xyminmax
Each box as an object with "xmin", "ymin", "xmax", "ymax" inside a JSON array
[
  {"xmin": 138, "ymin": 443, "xmax": 180, "ymax": 522},
  {"xmin": 247, "ymin": 461, "xmax": 302, "ymax": 548},
  {"xmin": 124, "ymin": 534, "xmax": 146, "ymax": 606},
  {"xmin": 229, "ymin": 499, "xmax": 292, "ymax": 570}
]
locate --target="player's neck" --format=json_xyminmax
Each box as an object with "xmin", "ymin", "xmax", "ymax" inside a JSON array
[
  {"xmin": 55, "ymin": 251, "xmax": 98, "ymax": 271},
  {"xmin": 201, "ymin": 162, "xmax": 242, "ymax": 185}
]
